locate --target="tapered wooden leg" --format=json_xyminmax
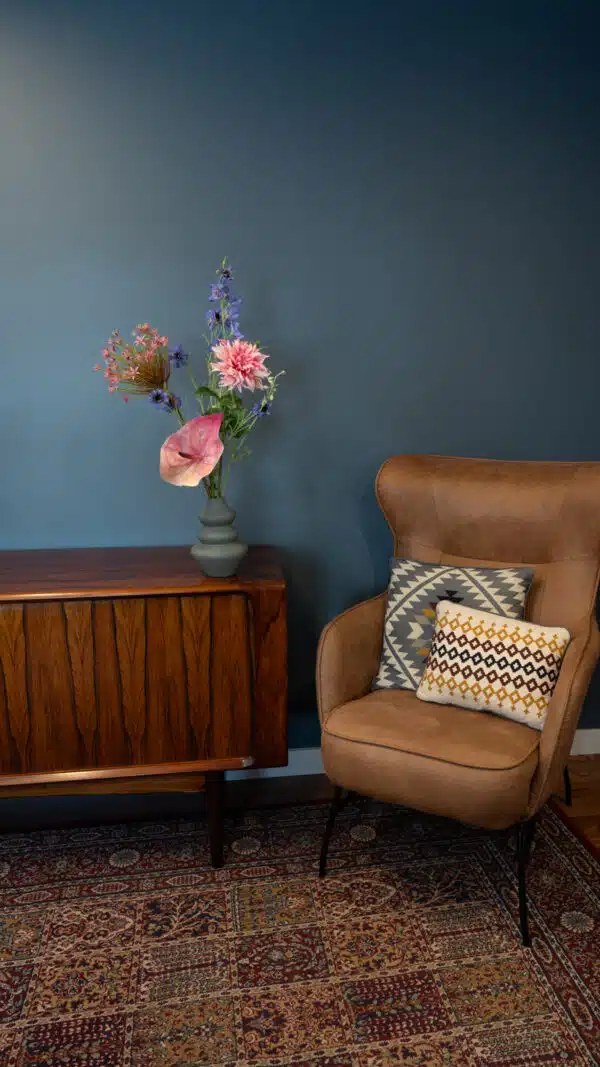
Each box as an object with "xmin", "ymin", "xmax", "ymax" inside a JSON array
[
  {"xmin": 205, "ymin": 771, "xmax": 225, "ymax": 869},
  {"xmin": 564, "ymin": 766, "xmax": 573, "ymax": 807}
]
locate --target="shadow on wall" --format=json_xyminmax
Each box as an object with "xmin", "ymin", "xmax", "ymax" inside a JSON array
[
  {"xmin": 278, "ymin": 547, "xmax": 326, "ymax": 748},
  {"xmin": 359, "ymin": 479, "xmax": 395, "ymax": 596}
]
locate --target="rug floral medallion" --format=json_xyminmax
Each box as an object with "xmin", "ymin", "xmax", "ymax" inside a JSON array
[{"xmin": 0, "ymin": 800, "xmax": 598, "ymax": 1065}]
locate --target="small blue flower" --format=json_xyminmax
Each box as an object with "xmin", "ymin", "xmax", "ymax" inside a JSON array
[
  {"xmin": 209, "ymin": 283, "xmax": 230, "ymax": 302},
  {"xmin": 206, "ymin": 309, "xmax": 227, "ymax": 330},
  {"xmin": 207, "ymin": 302, "xmax": 242, "ymax": 335},
  {"xmin": 251, "ymin": 400, "xmax": 272, "ymax": 417},
  {"xmin": 149, "ymin": 389, "xmax": 170, "ymax": 408},
  {"xmin": 217, "ymin": 260, "xmax": 233, "ymax": 281},
  {"xmin": 168, "ymin": 344, "xmax": 189, "ymax": 367}
]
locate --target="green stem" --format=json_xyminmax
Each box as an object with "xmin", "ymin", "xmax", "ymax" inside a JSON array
[
  {"xmin": 221, "ymin": 454, "xmax": 232, "ymax": 495},
  {"xmin": 221, "ymin": 436, "xmax": 248, "ymax": 494},
  {"xmin": 205, "ymin": 456, "xmax": 224, "ymax": 499}
]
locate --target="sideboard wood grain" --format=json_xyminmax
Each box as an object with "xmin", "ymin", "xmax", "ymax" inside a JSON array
[{"xmin": 0, "ymin": 546, "xmax": 288, "ymax": 865}]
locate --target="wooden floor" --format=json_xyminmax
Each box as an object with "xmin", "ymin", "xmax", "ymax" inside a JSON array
[{"xmin": 553, "ymin": 755, "xmax": 600, "ymax": 852}]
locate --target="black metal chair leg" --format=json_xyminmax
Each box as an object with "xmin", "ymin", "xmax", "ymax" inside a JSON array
[
  {"xmin": 564, "ymin": 766, "xmax": 573, "ymax": 807},
  {"xmin": 319, "ymin": 786, "xmax": 345, "ymax": 877},
  {"xmin": 516, "ymin": 818, "xmax": 536, "ymax": 947}
]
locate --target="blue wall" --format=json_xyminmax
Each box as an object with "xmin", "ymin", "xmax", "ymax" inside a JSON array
[{"xmin": 1, "ymin": 0, "xmax": 600, "ymax": 744}]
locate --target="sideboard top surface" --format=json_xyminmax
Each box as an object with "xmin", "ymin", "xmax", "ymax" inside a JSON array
[{"xmin": 0, "ymin": 544, "xmax": 284, "ymax": 602}]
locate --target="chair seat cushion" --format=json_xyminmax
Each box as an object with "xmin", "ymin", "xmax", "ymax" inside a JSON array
[
  {"xmin": 322, "ymin": 689, "xmax": 540, "ymax": 830},
  {"xmin": 325, "ymin": 689, "xmax": 540, "ymax": 769}
]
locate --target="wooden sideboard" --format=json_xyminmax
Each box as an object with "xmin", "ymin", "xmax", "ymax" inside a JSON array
[{"xmin": 0, "ymin": 545, "xmax": 287, "ymax": 865}]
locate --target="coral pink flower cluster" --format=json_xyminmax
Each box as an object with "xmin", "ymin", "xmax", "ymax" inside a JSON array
[
  {"xmin": 95, "ymin": 325, "xmax": 170, "ymax": 395},
  {"xmin": 95, "ymin": 330, "xmax": 123, "ymax": 393},
  {"xmin": 133, "ymin": 324, "xmax": 169, "ymax": 351},
  {"xmin": 210, "ymin": 339, "xmax": 270, "ymax": 393}
]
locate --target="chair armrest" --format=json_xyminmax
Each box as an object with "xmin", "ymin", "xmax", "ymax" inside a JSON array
[
  {"xmin": 528, "ymin": 618, "xmax": 600, "ymax": 814},
  {"xmin": 316, "ymin": 592, "xmax": 386, "ymax": 727}
]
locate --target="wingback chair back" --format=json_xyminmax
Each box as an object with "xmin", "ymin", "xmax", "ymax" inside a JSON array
[
  {"xmin": 373, "ymin": 452, "xmax": 597, "ymax": 806},
  {"xmin": 375, "ymin": 455, "xmax": 600, "ymax": 811},
  {"xmin": 377, "ymin": 454, "xmax": 600, "ymax": 635}
]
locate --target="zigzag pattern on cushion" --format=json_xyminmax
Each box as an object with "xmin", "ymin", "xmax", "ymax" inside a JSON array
[
  {"xmin": 373, "ymin": 560, "xmax": 533, "ymax": 692},
  {"xmin": 376, "ymin": 638, "xmax": 423, "ymax": 689}
]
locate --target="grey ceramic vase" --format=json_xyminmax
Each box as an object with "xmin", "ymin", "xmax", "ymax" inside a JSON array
[{"xmin": 190, "ymin": 495, "xmax": 248, "ymax": 578}]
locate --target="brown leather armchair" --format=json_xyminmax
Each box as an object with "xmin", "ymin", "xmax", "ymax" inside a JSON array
[{"xmin": 317, "ymin": 455, "xmax": 600, "ymax": 944}]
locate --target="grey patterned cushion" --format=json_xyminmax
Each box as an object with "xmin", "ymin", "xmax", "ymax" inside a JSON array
[{"xmin": 372, "ymin": 559, "xmax": 534, "ymax": 692}]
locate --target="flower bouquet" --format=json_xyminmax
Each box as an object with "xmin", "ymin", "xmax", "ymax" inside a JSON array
[{"xmin": 95, "ymin": 260, "xmax": 283, "ymax": 576}]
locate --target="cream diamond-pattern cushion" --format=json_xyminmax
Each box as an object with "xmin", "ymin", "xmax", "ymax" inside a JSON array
[
  {"xmin": 372, "ymin": 559, "xmax": 534, "ymax": 692},
  {"xmin": 416, "ymin": 601, "xmax": 570, "ymax": 730}
]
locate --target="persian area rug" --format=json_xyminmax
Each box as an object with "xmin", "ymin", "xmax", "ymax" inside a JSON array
[{"xmin": 0, "ymin": 801, "xmax": 599, "ymax": 1066}]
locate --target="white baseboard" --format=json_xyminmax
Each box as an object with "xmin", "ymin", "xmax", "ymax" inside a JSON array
[
  {"xmin": 570, "ymin": 728, "xmax": 600, "ymax": 755},
  {"xmin": 227, "ymin": 728, "xmax": 600, "ymax": 780},
  {"xmin": 227, "ymin": 748, "xmax": 324, "ymax": 780}
]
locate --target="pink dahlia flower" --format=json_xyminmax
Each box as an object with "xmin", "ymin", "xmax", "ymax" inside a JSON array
[
  {"xmin": 159, "ymin": 413, "xmax": 224, "ymax": 487},
  {"xmin": 210, "ymin": 339, "xmax": 269, "ymax": 392}
]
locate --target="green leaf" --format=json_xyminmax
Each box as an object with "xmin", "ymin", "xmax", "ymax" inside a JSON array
[{"xmin": 194, "ymin": 385, "xmax": 221, "ymax": 402}]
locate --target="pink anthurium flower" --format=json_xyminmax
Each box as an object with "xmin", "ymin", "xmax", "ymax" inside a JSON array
[{"xmin": 159, "ymin": 413, "xmax": 224, "ymax": 486}]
